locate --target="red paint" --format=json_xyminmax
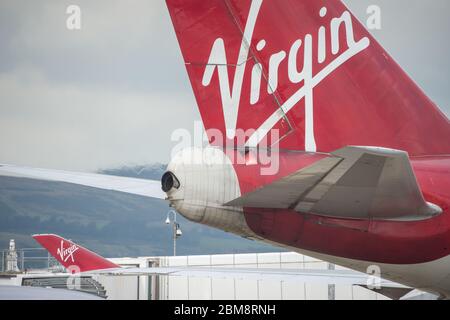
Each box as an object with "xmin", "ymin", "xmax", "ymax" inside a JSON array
[
  {"xmin": 233, "ymin": 154, "xmax": 450, "ymax": 265},
  {"xmin": 33, "ymin": 234, "xmax": 119, "ymax": 273},
  {"xmin": 166, "ymin": 0, "xmax": 450, "ymax": 265},
  {"xmin": 167, "ymin": 0, "xmax": 450, "ymax": 155}
]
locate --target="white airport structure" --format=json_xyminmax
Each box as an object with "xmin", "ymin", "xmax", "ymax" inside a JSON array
[{"xmin": 6, "ymin": 240, "xmax": 19, "ymax": 273}]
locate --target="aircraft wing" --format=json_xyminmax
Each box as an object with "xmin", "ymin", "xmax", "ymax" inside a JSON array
[
  {"xmin": 0, "ymin": 285, "xmax": 104, "ymax": 300},
  {"xmin": 227, "ymin": 146, "xmax": 441, "ymax": 220},
  {"xmin": 32, "ymin": 234, "xmax": 406, "ymax": 291},
  {"xmin": 91, "ymin": 266, "xmax": 405, "ymax": 288},
  {"xmin": 0, "ymin": 164, "xmax": 165, "ymax": 199}
]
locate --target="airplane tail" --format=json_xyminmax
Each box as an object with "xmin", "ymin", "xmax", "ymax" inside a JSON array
[
  {"xmin": 166, "ymin": 0, "xmax": 450, "ymax": 156},
  {"xmin": 33, "ymin": 234, "xmax": 119, "ymax": 273}
]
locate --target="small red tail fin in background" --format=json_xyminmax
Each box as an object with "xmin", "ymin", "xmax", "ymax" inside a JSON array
[
  {"xmin": 33, "ymin": 234, "xmax": 119, "ymax": 273},
  {"xmin": 166, "ymin": 0, "xmax": 450, "ymax": 155}
]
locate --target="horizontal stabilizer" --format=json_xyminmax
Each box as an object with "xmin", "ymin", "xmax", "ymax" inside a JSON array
[{"xmin": 226, "ymin": 146, "xmax": 442, "ymax": 220}]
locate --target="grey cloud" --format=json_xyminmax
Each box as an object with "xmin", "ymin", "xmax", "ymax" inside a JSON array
[
  {"xmin": 345, "ymin": 0, "xmax": 450, "ymax": 111},
  {"xmin": 0, "ymin": 0, "xmax": 187, "ymax": 93},
  {"xmin": 0, "ymin": 67, "xmax": 197, "ymax": 171}
]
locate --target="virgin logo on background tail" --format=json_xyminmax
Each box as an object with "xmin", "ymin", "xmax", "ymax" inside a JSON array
[
  {"xmin": 33, "ymin": 234, "xmax": 120, "ymax": 272},
  {"xmin": 202, "ymin": 0, "xmax": 370, "ymax": 152},
  {"xmin": 57, "ymin": 240, "xmax": 79, "ymax": 263}
]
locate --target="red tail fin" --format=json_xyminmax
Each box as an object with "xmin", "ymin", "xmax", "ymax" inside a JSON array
[
  {"xmin": 33, "ymin": 234, "xmax": 119, "ymax": 273},
  {"xmin": 166, "ymin": 0, "xmax": 450, "ymax": 155}
]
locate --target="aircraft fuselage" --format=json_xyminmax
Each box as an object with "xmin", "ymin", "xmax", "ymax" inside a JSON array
[{"xmin": 164, "ymin": 147, "xmax": 450, "ymax": 297}]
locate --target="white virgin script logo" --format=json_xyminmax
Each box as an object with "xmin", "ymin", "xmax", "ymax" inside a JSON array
[
  {"xmin": 57, "ymin": 240, "xmax": 79, "ymax": 263},
  {"xmin": 202, "ymin": 0, "xmax": 370, "ymax": 152}
]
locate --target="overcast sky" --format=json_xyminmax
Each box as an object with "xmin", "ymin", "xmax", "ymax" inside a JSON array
[{"xmin": 0, "ymin": 0, "xmax": 449, "ymax": 171}]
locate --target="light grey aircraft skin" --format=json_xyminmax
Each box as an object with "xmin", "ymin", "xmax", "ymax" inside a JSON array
[{"xmin": 0, "ymin": 285, "xmax": 104, "ymax": 300}]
